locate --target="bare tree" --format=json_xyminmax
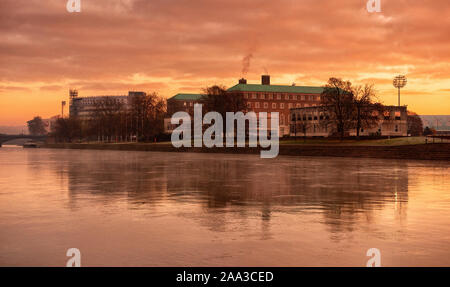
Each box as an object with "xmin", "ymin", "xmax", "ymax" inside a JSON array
[
  {"xmin": 320, "ymin": 78, "xmax": 354, "ymax": 139},
  {"xmin": 201, "ymin": 85, "xmax": 247, "ymax": 118},
  {"xmin": 129, "ymin": 92, "xmax": 166, "ymax": 141},
  {"xmin": 352, "ymin": 84, "xmax": 384, "ymax": 139}
]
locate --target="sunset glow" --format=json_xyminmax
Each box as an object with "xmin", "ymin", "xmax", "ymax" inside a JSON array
[{"xmin": 1, "ymin": 0, "xmax": 449, "ymax": 125}]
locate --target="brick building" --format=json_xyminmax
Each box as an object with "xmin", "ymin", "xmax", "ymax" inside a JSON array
[
  {"xmin": 290, "ymin": 105, "xmax": 408, "ymax": 137},
  {"xmin": 227, "ymin": 75, "xmax": 324, "ymax": 136},
  {"xmin": 165, "ymin": 75, "xmax": 325, "ymax": 136}
]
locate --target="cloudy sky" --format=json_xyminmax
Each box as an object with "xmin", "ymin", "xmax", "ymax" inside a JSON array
[{"xmin": 1, "ymin": 0, "xmax": 449, "ymax": 125}]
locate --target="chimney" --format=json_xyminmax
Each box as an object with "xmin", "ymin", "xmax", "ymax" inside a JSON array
[
  {"xmin": 261, "ymin": 75, "xmax": 270, "ymax": 85},
  {"xmin": 239, "ymin": 78, "xmax": 247, "ymax": 84}
]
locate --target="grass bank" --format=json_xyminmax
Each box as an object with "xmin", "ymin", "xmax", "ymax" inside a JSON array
[{"xmin": 41, "ymin": 139, "xmax": 450, "ymax": 161}]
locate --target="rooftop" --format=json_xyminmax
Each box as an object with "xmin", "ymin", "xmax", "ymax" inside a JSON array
[
  {"xmin": 227, "ymin": 83, "xmax": 325, "ymax": 94},
  {"xmin": 169, "ymin": 93, "xmax": 204, "ymax": 101}
]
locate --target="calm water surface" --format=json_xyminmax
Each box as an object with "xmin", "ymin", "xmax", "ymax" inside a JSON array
[{"xmin": 0, "ymin": 146, "xmax": 449, "ymax": 266}]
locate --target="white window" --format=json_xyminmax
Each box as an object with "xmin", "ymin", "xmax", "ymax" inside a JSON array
[
  {"xmin": 255, "ymin": 102, "xmax": 260, "ymax": 108},
  {"xmin": 252, "ymin": 94, "xmax": 257, "ymax": 99},
  {"xmin": 269, "ymin": 94, "xmax": 273, "ymax": 100},
  {"xmin": 277, "ymin": 94, "xmax": 281, "ymax": 100},
  {"xmin": 264, "ymin": 102, "xmax": 268, "ymax": 108},
  {"xmin": 247, "ymin": 102, "xmax": 252, "ymax": 108},
  {"xmin": 285, "ymin": 94, "xmax": 289, "ymax": 100},
  {"xmin": 260, "ymin": 94, "xmax": 265, "ymax": 99},
  {"xmin": 280, "ymin": 103, "xmax": 285, "ymax": 109},
  {"xmin": 272, "ymin": 103, "xmax": 277, "ymax": 109}
]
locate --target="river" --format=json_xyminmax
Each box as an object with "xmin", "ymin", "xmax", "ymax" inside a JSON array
[{"xmin": 0, "ymin": 146, "xmax": 449, "ymax": 266}]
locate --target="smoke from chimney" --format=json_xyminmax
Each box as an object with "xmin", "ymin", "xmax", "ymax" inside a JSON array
[{"xmin": 242, "ymin": 54, "xmax": 253, "ymax": 75}]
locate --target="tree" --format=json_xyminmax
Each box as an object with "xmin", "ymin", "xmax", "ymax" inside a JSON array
[
  {"xmin": 351, "ymin": 84, "xmax": 384, "ymax": 138},
  {"xmin": 27, "ymin": 116, "xmax": 47, "ymax": 135},
  {"xmin": 51, "ymin": 117, "xmax": 82, "ymax": 142},
  {"xmin": 91, "ymin": 97, "xmax": 126, "ymax": 141},
  {"xmin": 407, "ymin": 111, "xmax": 424, "ymax": 136},
  {"xmin": 320, "ymin": 78, "xmax": 354, "ymax": 139},
  {"xmin": 201, "ymin": 85, "xmax": 247, "ymax": 118},
  {"xmin": 129, "ymin": 92, "xmax": 166, "ymax": 141}
]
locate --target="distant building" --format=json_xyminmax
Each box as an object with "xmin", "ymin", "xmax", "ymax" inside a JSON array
[
  {"xmin": 420, "ymin": 115, "xmax": 450, "ymax": 131},
  {"xmin": 69, "ymin": 90, "xmax": 145, "ymax": 120},
  {"xmin": 289, "ymin": 105, "xmax": 408, "ymax": 137}
]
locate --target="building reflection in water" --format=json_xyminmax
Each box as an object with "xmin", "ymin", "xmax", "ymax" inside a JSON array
[{"xmin": 46, "ymin": 150, "xmax": 410, "ymax": 241}]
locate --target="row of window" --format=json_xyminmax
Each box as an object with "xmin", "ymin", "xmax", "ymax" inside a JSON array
[
  {"xmin": 244, "ymin": 93, "xmax": 321, "ymax": 101},
  {"xmin": 248, "ymin": 102, "xmax": 318, "ymax": 109},
  {"xmin": 292, "ymin": 114, "xmax": 328, "ymax": 121}
]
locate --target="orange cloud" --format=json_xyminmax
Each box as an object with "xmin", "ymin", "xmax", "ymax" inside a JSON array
[{"xmin": 1, "ymin": 0, "xmax": 450, "ymax": 124}]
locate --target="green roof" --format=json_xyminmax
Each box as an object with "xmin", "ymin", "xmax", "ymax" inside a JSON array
[
  {"xmin": 169, "ymin": 93, "xmax": 204, "ymax": 101},
  {"xmin": 227, "ymin": 84, "xmax": 324, "ymax": 94}
]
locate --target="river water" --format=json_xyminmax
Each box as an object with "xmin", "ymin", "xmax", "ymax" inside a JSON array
[{"xmin": 0, "ymin": 146, "xmax": 449, "ymax": 266}]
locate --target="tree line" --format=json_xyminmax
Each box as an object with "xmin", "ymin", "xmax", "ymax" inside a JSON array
[{"xmin": 51, "ymin": 92, "xmax": 166, "ymax": 142}]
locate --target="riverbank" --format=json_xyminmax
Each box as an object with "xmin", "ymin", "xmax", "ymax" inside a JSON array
[{"xmin": 40, "ymin": 142, "xmax": 450, "ymax": 161}]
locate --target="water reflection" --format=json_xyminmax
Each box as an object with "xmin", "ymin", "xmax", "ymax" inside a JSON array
[
  {"xmin": 54, "ymin": 151, "xmax": 410, "ymax": 240},
  {"xmin": 4, "ymin": 148, "xmax": 449, "ymax": 266}
]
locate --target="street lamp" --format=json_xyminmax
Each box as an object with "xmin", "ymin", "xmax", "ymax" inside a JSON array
[{"xmin": 393, "ymin": 75, "xmax": 407, "ymax": 106}]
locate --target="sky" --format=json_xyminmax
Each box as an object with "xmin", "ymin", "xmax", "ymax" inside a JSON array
[{"xmin": 1, "ymin": 0, "xmax": 449, "ymax": 125}]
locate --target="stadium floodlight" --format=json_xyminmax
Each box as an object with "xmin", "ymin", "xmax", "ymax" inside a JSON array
[{"xmin": 393, "ymin": 75, "xmax": 407, "ymax": 106}]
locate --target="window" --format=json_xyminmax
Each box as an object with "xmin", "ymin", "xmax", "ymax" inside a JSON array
[
  {"xmin": 285, "ymin": 94, "xmax": 289, "ymax": 100},
  {"xmin": 184, "ymin": 102, "xmax": 187, "ymax": 106},
  {"xmin": 293, "ymin": 95, "xmax": 297, "ymax": 100},
  {"xmin": 280, "ymin": 103, "xmax": 285, "ymax": 109},
  {"xmin": 260, "ymin": 94, "xmax": 265, "ymax": 100},
  {"xmin": 296, "ymin": 103, "xmax": 301, "ymax": 108},
  {"xmin": 255, "ymin": 102, "xmax": 260, "ymax": 108},
  {"xmin": 269, "ymin": 94, "xmax": 273, "ymax": 100},
  {"xmin": 264, "ymin": 102, "xmax": 268, "ymax": 108},
  {"xmin": 252, "ymin": 94, "xmax": 257, "ymax": 99},
  {"xmin": 247, "ymin": 102, "xmax": 252, "ymax": 108},
  {"xmin": 277, "ymin": 94, "xmax": 281, "ymax": 100},
  {"xmin": 301, "ymin": 95, "xmax": 306, "ymax": 101},
  {"xmin": 272, "ymin": 103, "xmax": 277, "ymax": 109},
  {"xmin": 288, "ymin": 103, "xmax": 293, "ymax": 109}
]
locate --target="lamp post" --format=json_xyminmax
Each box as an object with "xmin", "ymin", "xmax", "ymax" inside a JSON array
[{"xmin": 393, "ymin": 75, "xmax": 407, "ymax": 107}]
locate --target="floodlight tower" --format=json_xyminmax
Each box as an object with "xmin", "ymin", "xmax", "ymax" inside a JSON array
[{"xmin": 393, "ymin": 75, "xmax": 407, "ymax": 106}]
